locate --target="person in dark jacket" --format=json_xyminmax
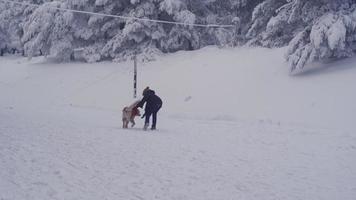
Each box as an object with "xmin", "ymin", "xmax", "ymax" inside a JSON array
[{"xmin": 136, "ymin": 87, "xmax": 163, "ymax": 130}]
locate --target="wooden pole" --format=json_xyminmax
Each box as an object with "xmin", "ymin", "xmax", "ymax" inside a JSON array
[{"xmin": 133, "ymin": 53, "xmax": 137, "ymax": 99}]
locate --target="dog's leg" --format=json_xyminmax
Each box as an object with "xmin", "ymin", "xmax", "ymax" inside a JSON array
[
  {"xmin": 131, "ymin": 119, "xmax": 135, "ymax": 127},
  {"xmin": 123, "ymin": 120, "xmax": 129, "ymax": 129}
]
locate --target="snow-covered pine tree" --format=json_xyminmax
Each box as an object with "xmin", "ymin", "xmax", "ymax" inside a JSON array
[
  {"xmin": 0, "ymin": 0, "xmax": 50, "ymax": 55},
  {"xmin": 65, "ymin": 0, "xmax": 131, "ymax": 62},
  {"xmin": 245, "ymin": 0, "xmax": 287, "ymax": 46},
  {"xmin": 0, "ymin": 27, "xmax": 8, "ymax": 55},
  {"xmin": 2, "ymin": 0, "xmax": 354, "ymax": 72},
  {"xmin": 285, "ymin": 0, "xmax": 356, "ymax": 73},
  {"xmin": 203, "ymin": 0, "xmax": 263, "ymax": 47},
  {"xmin": 158, "ymin": 0, "xmax": 239, "ymax": 50},
  {"xmin": 22, "ymin": 1, "xmax": 74, "ymax": 60},
  {"xmin": 0, "ymin": 1, "xmax": 9, "ymax": 54},
  {"xmin": 64, "ymin": 0, "xmax": 100, "ymax": 62},
  {"xmin": 2, "ymin": 0, "xmax": 253, "ymax": 61},
  {"xmin": 102, "ymin": 0, "xmax": 165, "ymax": 62},
  {"xmin": 158, "ymin": 0, "xmax": 202, "ymax": 52},
  {"xmin": 245, "ymin": 0, "xmax": 356, "ymax": 73},
  {"xmin": 199, "ymin": 0, "xmax": 235, "ymax": 47}
]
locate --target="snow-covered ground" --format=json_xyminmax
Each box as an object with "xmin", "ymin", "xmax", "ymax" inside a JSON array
[{"xmin": 1, "ymin": 47, "xmax": 356, "ymax": 200}]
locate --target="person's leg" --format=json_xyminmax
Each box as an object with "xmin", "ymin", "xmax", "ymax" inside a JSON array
[
  {"xmin": 144, "ymin": 112, "xmax": 152, "ymax": 130},
  {"xmin": 152, "ymin": 107, "xmax": 161, "ymax": 130},
  {"xmin": 151, "ymin": 112, "xmax": 157, "ymax": 130}
]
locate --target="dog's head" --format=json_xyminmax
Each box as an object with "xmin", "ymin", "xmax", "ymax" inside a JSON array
[{"xmin": 132, "ymin": 107, "xmax": 140, "ymax": 116}]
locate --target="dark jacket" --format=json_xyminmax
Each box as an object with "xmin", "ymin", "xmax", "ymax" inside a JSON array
[{"xmin": 137, "ymin": 89, "xmax": 162, "ymax": 113}]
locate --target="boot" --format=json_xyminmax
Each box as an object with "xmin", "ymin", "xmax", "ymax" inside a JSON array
[{"xmin": 143, "ymin": 123, "xmax": 149, "ymax": 130}]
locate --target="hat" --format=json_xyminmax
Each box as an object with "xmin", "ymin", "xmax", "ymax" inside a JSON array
[{"xmin": 143, "ymin": 87, "xmax": 150, "ymax": 95}]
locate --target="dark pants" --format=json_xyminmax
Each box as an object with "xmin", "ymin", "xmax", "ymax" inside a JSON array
[{"xmin": 145, "ymin": 107, "xmax": 160, "ymax": 129}]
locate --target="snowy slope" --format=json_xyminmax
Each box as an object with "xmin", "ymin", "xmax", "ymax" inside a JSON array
[{"xmin": 1, "ymin": 47, "xmax": 356, "ymax": 200}]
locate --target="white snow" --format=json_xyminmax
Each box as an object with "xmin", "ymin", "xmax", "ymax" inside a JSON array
[{"xmin": 1, "ymin": 47, "xmax": 356, "ymax": 200}]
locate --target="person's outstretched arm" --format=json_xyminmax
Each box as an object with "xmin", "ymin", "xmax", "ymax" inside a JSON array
[{"xmin": 136, "ymin": 96, "xmax": 147, "ymax": 108}]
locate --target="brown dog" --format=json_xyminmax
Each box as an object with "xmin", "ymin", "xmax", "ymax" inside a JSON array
[{"xmin": 122, "ymin": 100, "xmax": 141, "ymax": 128}]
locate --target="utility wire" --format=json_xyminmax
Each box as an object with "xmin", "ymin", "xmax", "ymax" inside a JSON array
[{"xmin": 0, "ymin": 0, "xmax": 235, "ymax": 28}]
